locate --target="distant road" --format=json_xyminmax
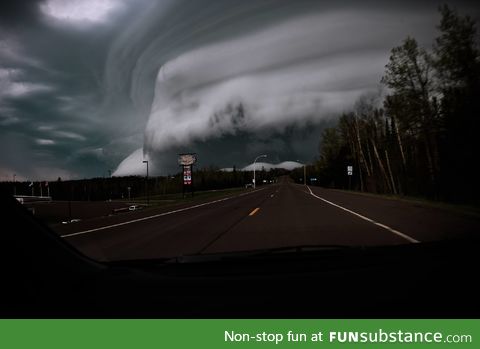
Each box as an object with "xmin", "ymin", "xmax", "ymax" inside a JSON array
[{"xmin": 55, "ymin": 178, "xmax": 480, "ymax": 261}]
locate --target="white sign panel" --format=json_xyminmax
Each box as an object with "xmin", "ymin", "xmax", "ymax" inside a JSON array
[
  {"xmin": 347, "ymin": 166, "xmax": 353, "ymax": 176},
  {"xmin": 183, "ymin": 164, "xmax": 192, "ymax": 185}
]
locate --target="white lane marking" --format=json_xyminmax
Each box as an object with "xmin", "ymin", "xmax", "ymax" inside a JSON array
[
  {"xmin": 249, "ymin": 207, "xmax": 260, "ymax": 216},
  {"xmin": 62, "ymin": 188, "xmax": 267, "ymax": 238},
  {"xmin": 305, "ymin": 186, "xmax": 420, "ymax": 243}
]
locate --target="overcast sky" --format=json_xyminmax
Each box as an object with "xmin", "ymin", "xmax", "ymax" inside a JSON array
[{"xmin": 1, "ymin": 0, "xmax": 478, "ymax": 180}]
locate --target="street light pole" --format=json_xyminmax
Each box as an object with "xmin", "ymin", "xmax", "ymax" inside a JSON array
[
  {"xmin": 253, "ymin": 154, "xmax": 267, "ymax": 189},
  {"xmin": 143, "ymin": 160, "xmax": 149, "ymax": 206},
  {"xmin": 304, "ymin": 163, "xmax": 306, "ymax": 185},
  {"xmin": 13, "ymin": 174, "xmax": 16, "ymax": 196},
  {"xmin": 297, "ymin": 160, "xmax": 307, "ymax": 185},
  {"xmin": 108, "ymin": 169, "xmax": 112, "ymax": 201}
]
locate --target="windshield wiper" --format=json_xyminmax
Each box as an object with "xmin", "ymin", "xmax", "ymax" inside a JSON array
[
  {"xmin": 255, "ymin": 244, "xmax": 355, "ymax": 254},
  {"xmin": 164, "ymin": 244, "xmax": 357, "ymax": 264},
  {"xmin": 105, "ymin": 245, "xmax": 358, "ymax": 266}
]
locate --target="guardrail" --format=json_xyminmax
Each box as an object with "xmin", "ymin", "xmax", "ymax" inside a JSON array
[{"xmin": 14, "ymin": 196, "xmax": 52, "ymax": 204}]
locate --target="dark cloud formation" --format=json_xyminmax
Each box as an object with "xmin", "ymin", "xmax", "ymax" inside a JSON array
[
  {"xmin": 0, "ymin": 1, "xmax": 43, "ymax": 27},
  {"xmin": 1, "ymin": 0, "xmax": 479, "ymax": 180}
]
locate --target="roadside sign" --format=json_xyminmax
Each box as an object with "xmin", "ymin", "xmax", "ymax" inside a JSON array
[
  {"xmin": 347, "ymin": 166, "xmax": 353, "ymax": 176},
  {"xmin": 180, "ymin": 154, "xmax": 196, "ymax": 197},
  {"xmin": 183, "ymin": 165, "xmax": 192, "ymax": 185}
]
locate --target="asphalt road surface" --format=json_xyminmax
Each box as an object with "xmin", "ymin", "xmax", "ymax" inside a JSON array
[{"xmin": 55, "ymin": 178, "xmax": 480, "ymax": 261}]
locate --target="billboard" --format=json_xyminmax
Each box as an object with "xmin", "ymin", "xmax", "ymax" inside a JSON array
[{"xmin": 178, "ymin": 153, "xmax": 197, "ymax": 166}]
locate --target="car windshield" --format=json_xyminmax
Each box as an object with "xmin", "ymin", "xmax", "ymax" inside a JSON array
[{"xmin": 1, "ymin": 0, "xmax": 480, "ymax": 262}]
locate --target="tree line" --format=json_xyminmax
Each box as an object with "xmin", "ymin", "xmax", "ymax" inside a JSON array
[{"xmin": 316, "ymin": 5, "xmax": 480, "ymax": 204}]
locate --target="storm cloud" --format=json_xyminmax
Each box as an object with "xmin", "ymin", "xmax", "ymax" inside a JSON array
[{"xmin": 1, "ymin": 0, "xmax": 478, "ymax": 179}]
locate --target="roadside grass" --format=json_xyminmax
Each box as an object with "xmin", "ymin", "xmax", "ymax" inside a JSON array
[
  {"xmin": 330, "ymin": 188, "xmax": 480, "ymax": 219},
  {"xmin": 115, "ymin": 187, "xmax": 249, "ymax": 210}
]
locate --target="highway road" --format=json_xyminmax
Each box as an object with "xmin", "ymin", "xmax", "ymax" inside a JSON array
[{"xmin": 55, "ymin": 178, "xmax": 480, "ymax": 261}]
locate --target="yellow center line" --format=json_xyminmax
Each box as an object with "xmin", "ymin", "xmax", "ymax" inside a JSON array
[{"xmin": 249, "ymin": 207, "xmax": 260, "ymax": 216}]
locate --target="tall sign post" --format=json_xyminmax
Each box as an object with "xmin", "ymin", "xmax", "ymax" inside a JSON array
[
  {"xmin": 347, "ymin": 165, "xmax": 353, "ymax": 190},
  {"xmin": 178, "ymin": 153, "xmax": 197, "ymax": 198}
]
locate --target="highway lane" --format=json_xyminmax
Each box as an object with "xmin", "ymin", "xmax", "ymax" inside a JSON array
[
  {"xmin": 62, "ymin": 186, "xmax": 277, "ymax": 260},
  {"xmin": 203, "ymin": 182, "xmax": 414, "ymax": 254},
  {"xmin": 60, "ymin": 179, "xmax": 480, "ymax": 261}
]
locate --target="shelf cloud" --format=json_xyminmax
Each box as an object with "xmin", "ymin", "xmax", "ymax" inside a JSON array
[{"xmin": 1, "ymin": 0, "xmax": 478, "ymax": 179}]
